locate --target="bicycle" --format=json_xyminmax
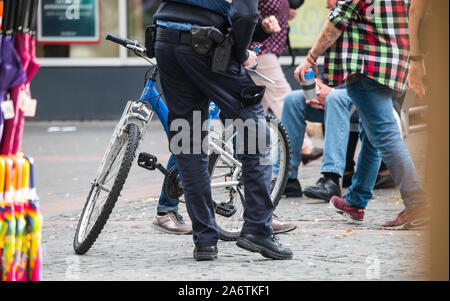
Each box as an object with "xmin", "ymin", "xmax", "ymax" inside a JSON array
[{"xmin": 73, "ymin": 34, "xmax": 291, "ymax": 255}]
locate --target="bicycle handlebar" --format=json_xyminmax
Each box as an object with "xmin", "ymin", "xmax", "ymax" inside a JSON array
[
  {"xmin": 106, "ymin": 33, "xmax": 153, "ymax": 64},
  {"xmin": 106, "ymin": 33, "xmax": 145, "ymax": 51},
  {"xmin": 106, "ymin": 33, "xmax": 131, "ymax": 46}
]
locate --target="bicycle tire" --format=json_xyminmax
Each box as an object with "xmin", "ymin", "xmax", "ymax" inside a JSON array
[
  {"xmin": 73, "ymin": 123, "xmax": 140, "ymax": 255},
  {"xmin": 265, "ymin": 113, "xmax": 290, "ymax": 208},
  {"xmin": 209, "ymin": 114, "xmax": 291, "ymax": 241}
]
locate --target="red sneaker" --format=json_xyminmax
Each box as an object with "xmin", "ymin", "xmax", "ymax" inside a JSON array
[
  {"xmin": 330, "ymin": 196, "xmax": 365, "ymax": 224},
  {"xmin": 382, "ymin": 204, "xmax": 430, "ymax": 229}
]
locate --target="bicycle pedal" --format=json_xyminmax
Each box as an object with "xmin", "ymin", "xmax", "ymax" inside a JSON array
[
  {"xmin": 138, "ymin": 152, "xmax": 158, "ymax": 171},
  {"xmin": 215, "ymin": 202, "xmax": 237, "ymax": 218}
]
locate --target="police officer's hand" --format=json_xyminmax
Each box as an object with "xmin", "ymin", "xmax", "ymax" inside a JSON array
[
  {"xmin": 243, "ymin": 50, "xmax": 258, "ymax": 69},
  {"xmin": 262, "ymin": 15, "xmax": 281, "ymax": 33}
]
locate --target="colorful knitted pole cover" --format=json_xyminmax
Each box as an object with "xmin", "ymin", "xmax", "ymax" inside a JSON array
[{"xmin": 0, "ymin": 154, "xmax": 41, "ymax": 281}]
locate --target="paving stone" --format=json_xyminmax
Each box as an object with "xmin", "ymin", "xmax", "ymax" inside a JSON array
[{"xmin": 22, "ymin": 121, "xmax": 430, "ymax": 281}]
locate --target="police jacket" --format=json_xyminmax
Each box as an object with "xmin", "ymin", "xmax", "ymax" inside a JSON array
[{"xmin": 154, "ymin": 0, "xmax": 259, "ymax": 64}]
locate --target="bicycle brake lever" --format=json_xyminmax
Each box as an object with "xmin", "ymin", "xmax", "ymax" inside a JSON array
[{"xmin": 126, "ymin": 44, "xmax": 146, "ymax": 54}]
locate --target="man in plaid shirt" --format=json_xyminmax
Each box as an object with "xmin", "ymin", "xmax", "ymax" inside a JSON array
[{"xmin": 295, "ymin": 0, "xmax": 428, "ymax": 228}]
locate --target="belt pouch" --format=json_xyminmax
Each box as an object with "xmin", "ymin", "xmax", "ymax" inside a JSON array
[
  {"xmin": 240, "ymin": 86, "xmax": 266, "ymax": 108},
  {"xmin": 211, "ymin": 32, "xmax": 234, "ymax": 73},
  {"xmin": 145, "ymin": 24, "xmax": 157, "ymax": 58},
  {"xmin": 190, "ymin": 26, "xmax": 214, "ymax": 57}
]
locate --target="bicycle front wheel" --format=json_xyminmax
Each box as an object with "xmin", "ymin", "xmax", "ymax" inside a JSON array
[{"xmin": 73, "ymin": 123, "xmax": 140, "ymax": 255}]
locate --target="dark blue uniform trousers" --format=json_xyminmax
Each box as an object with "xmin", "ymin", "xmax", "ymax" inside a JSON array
[{"xmin": 155, "ymin": 37, "xmax": 274, "ymax": 247}]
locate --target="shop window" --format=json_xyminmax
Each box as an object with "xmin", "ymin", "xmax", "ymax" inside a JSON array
[
  {"xmin": 127, "ymin": 0, "xmax": 159, "ymax": 51},
  {"xmin": 36, "ymin": 0, "xmax": 120, "ymax": 58},
  {"xmin": 125, "ymin": 0, "xmax": 328, "ymax": 56},
  {"xmin": 288, "ymin": 1, "xmax": 330, "ymax": 55}
]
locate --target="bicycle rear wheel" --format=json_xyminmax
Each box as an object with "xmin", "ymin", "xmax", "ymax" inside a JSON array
[
  {"xmin": 266, "ymin": 113, "xmax": 290, "ymax": 207},
  {"xmin": 209, "ymin": 114, "xmax": 290, "ymax": 241},
  {"xmin": 73, "ymin": 123, "xmax": 140, "ymax": 255}
]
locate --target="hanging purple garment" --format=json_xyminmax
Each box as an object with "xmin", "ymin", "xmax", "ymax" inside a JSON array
[
  {"xmin": 27, "ymin": 34, "xmax": 40, "ymax": 83},
  {"xmin": 1, "ymin": 33, "xmax": 40, "ymax": 154},
  {"xmin": 0, "ymin": 35, "xmax": 27, "ymax": 99},
  {"xmin": 0, "ymin": 34, "xmax": 27, "ymax": 143},
  {"xmin": 0, "ymin": 36, "xmax": 2, "ymax": 71}
]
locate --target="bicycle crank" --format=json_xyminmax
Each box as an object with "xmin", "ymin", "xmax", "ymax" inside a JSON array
[
  {"xmin": 138, "ymin": 152, "xmax": 169, "ymax": 176},
  {"xmin": 163, "ymin": 165, "xmax": 184, "ymax": 202}
]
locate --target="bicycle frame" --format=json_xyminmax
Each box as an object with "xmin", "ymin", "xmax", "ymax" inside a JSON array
[{"xmin": 136, "ymin": 68, "xmax": 242, "ymax": 191}]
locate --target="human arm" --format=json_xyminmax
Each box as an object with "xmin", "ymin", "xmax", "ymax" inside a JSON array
[
  {"xmin": 247, "ymin": 15, "xmax": 281, "ymax": 67},
  {"xmin": 294, "ymin": 0, "xmax": 366, "ymax": 82},
  {"xmin": 231, "ymin": 0, "xmax": 259, "ymax": 64},
  {"xmin": 408, "ymin": 0, "xmax": 428, "ymax": 97},
  {"xmin": 252, "ymin": 15, "xmax": 281, "ymax": 42},
  {"xmin": 305, "ymin": 79, "xmax": 333, "ymax": 110}
]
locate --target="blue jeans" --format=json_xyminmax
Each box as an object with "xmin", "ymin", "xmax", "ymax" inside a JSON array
[
  {"xmin": 345, "ymin": 75, "xmax": 425, "ymax": 209},
  {"xmin": 321, "ymin": 88, "xmax": 355, "ymax": 176},
  {"xmin": 273, "ymin": 90, "xmax": 324, "ymax": 179}
]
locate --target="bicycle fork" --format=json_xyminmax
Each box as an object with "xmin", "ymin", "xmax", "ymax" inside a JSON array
[{"xmin": 94, "ymin": 101, "xmax": 153, "ymax": 186}]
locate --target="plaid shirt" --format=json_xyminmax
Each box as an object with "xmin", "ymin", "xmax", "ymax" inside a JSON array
[{"xmin": 324, "ymin": 0, "xmax": 410, "ymax": 92}]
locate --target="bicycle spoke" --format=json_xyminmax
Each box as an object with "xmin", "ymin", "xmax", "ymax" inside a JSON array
[
  {"xmin": 92, "ymin": 193, "xmax": 109, "ymax": 212},
  {"xmin": 103, "ymin": 160, "xmax": 122, "ymax": 185},
  {"xmin": 103, "ymin": 147, "xmax": 126, "ymax": 184},
  {"xmin": 79, "ymin": 188, "xmax": 100, "ymax": 240}
]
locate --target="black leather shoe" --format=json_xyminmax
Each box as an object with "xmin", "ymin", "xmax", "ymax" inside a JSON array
[
  {"xmin": 237, "ymin": 234, "xmax": 293, "ymax": 260},
  {"xmin": 193, "ymin": 245, "xmax": 218, "ymax": 261},
  {"xmin": 304, "ymin": 177, "xmax": 342, "ymax": 202},
  {"xmin": 282, "ymin": 178, "xmax": 303, "ymax": 197}
]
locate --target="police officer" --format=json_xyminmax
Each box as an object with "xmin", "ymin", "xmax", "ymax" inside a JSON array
[{"xmin": 153, "ymin": 0, "xmax": 294, "ymax": 261}]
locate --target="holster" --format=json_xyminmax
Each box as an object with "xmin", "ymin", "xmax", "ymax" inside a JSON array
[
  {"xmin": 211, "ymin": 30, "xmax": 234, "ymax": 73},
  {"xmin": 191, "ymin": 26, "xmax": 216, "ymax": 57},
  {"xmin": 191, "ymin": 26, "xmax": 235, "ymax": 73},
  {"xmin": 240, "ymin": 86, "xmax": 266, "ymax": 108},
  {"xmin": 145, "ymin": 24, "xmax": 157, "ymax": 58}
]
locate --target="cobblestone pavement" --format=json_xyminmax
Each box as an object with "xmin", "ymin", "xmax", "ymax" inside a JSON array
[{"xmin": 22, "ymin": 121, "xmax": 430, "ymax": 281}]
